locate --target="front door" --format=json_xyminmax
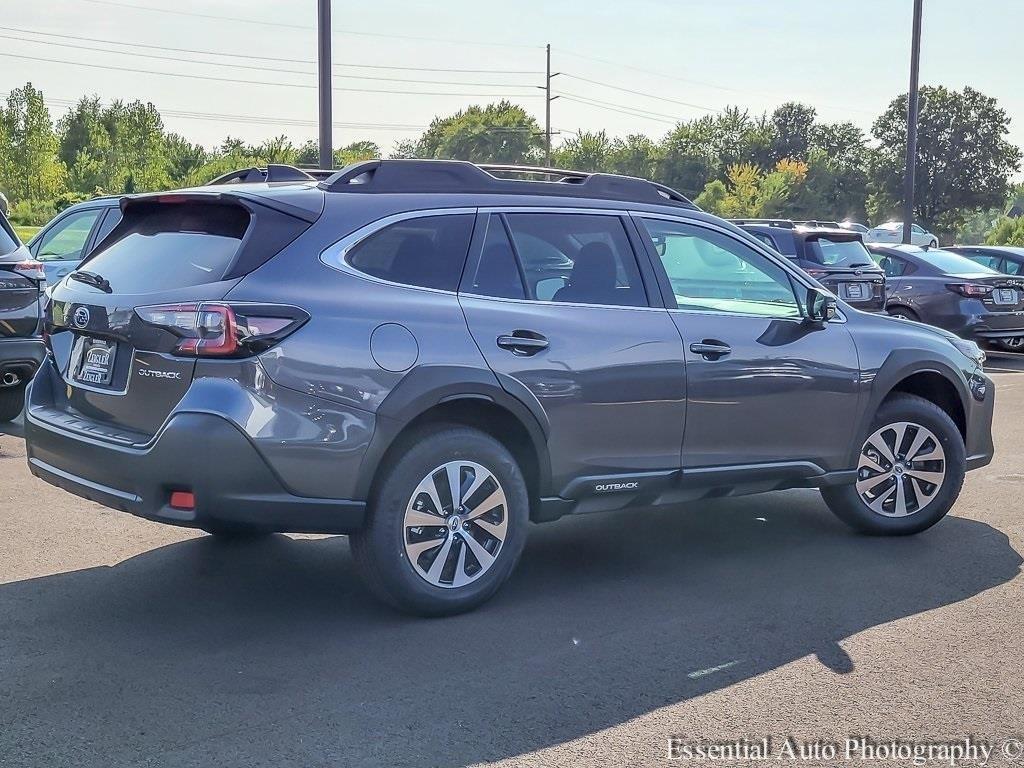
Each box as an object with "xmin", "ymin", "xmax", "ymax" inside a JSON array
[
  {"xmin": 634, "ymin": 215, "xmax": 862, "ymax": 473},
  {"xmin": 458, "ymin": 210, "xmax": 686, "ymax": 492}
]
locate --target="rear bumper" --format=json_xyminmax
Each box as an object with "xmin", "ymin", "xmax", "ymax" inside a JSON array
[
  {"xmin": 25, "ymin": 382, "xmax": 367, "ymax": 534},
  {"xmin": 0, "ymin": 337, "xmax": 45, "ymax": 382}
]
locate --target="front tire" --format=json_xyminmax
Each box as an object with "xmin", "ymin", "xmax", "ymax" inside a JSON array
[
  {"xmin": 822, "ymin": 393, "xmax": 965, "ymax": 535},
  {"xmin": 0, "ymin": 384, "xmax": 25, "ymax": 422},
  {"xmin": 350, "ymin": 425, "xmax": 529, "ymax": 616}
]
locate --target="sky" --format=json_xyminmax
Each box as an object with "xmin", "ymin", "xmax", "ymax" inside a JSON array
[{"xmin": 1, "ymin": 0, "xmax": 1022, "ymax": 159}]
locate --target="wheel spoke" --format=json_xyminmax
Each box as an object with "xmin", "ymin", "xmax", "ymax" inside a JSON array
[
  {"xmin": 451, "ymin": 541, "xmax": 472, "ymax": 588},
  {"xmin": 425, "ymin": 535, "xmax": 455, "ymax": 583},
  {"xmin": 465, "ymin": 487, "xmax": 504, "ymax": 521},
  {"xmin": 407, "ymin": 537, "xmax": 445, "ymax": 560},
  {"xmin": 905, "ymin": 426, "xmax": 931, "ymax": 462},
  {"xmin": 859, "ymin": 453, "xmax": 887, "ymax": 474},
  {"xmin": 866, "ymin": 481, "xmax": 895, "ymax": 515},
  {"xmin": 406, "ymin": 508, "xmax": 446, "ymax": 529},
  {"xmin": 912, "ymin": 447, "xmax": 943, "ymax": 462},
  {"xmin": 856, "ymin": 473, "xmax": 892, "ymax": 496},
  {"xmin": 893, "ymin": 475, "xmax": 908, "ymax": 516},
  {"xmin": 446, "ymin": 463, "xmax": 463, "ymax": 509},
  {"xmin": 423, "ymin": 474, "xmax": 445, "ymax": 517},
  {"xmin": 867, "ymin": 433, "xmax": 896, "ymax": 465},
  {"xmin": 905, "ymin": 468, "xmax": 944, "ymax": 486},
  {"xmin": 460, "ymin": 530, "xmax": 495, "ymax": 570},
  {"xmin": 472, "ymin": 516, "xmax": 507, "ymax": 540}
]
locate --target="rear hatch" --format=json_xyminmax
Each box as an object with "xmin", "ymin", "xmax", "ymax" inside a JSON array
[
  {"xmin": 41, "ymin": 189, "xmax": 320, "ymax": 438},
  {"xmin": 798, "ymin": 231, "xmax": 886, "ymax": 311},
  {"xmin": 945, "ymin": 272, "xmax": 1024, "ymax": 331},
  {"xmin": 0, "ymin": 213, "xmax": 44, "ymax": 337}
]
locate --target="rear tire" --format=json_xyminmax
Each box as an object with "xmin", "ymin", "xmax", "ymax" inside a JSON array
[
  {"xmin": 822, "ymin": 393, "xmax": 965, "ymax": 535},
  {"xmin": 994, "ymin": 337, "xmax": 1024, "ymax": 352},
  {"xmin": 350, "ymin": 425, "xmax": 529, "ymax": 616},
  {"xmin": 0, "ymin": 384, "xmax": 25, "ymax": 422}
]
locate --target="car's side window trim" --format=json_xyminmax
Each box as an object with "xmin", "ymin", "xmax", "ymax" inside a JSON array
[{"xmin": 319, "ymin": 207, "xmax": 477, "ymax": 295}]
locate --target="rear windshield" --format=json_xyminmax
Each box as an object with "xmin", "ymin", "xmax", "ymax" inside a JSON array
[
  {"xmin": 83, "ymin": 203, "xmax": 249, "ymax": 293},
  {"xmin": 917, "ymin": 249, "xmax": 998, "ymax": 275},
  {"xmin": 0, "ymin": 214, "xmax": 20, "ymax": 257},
  {"xmin": 805, "ymin": 236, "xmax": 875, "ymax": 267}
]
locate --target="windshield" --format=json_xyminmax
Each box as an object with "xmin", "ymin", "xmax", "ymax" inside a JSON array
[{"xmin": 806, "ymin": 236, "xmax": 875, "ymax": 267}]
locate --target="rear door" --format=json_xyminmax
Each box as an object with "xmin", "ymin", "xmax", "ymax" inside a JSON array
[
  {"xmin": 458, "ymin": 209, "xmax": 686, "ymax": 492},
  {"xmin": 635, "ymin": 215, "xmax": 861, "ymax": 472}
]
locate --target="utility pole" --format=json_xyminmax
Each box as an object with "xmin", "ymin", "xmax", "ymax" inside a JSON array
[
  {"xmin": 902, "ymin": 0, "xmax": 923, "ymax": 244},
  {"xmin": 317, "ymin": 0, "xmax": 333, "ymax": 170},
  {"xmin": 543, "ymin": 44, "xmax": 560, "ymax": 167}
]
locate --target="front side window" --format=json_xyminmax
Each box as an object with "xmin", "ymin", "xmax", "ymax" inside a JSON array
[
  {"xmin": 871, "ymin": 252, "xmax": 908, "ymax": 277},
  {"xmin": 34, "ymin": 209, "xmax": 101, "ymax": 262},
  {"xmin": 502, "ymin": 212, "xmax": 647, "ymax": 307},
  {"xmin": 640, "ymin": 218, "xmax": 801, "ymax": 318},
  {"xmin": 346, "ymin": 213, "xmax": 475, "ymax": 291}
]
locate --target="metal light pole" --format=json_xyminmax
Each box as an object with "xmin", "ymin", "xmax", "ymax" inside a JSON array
[
  {"xmin": 317, "ymin": 0, "xmax": 333, "ymax": 170},
  {"xmin": 902, "ymin": 0, "xmax": 923, "ymax": 244}
]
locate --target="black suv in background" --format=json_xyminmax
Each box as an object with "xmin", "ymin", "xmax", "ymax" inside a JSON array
[
  {"xmin": 0, "ymin": 209, "xmax": 45, "ymax": 421},
  {"xmin": 732, "ymin": 219, "xmax": 886, "ymax": 312},
  {"xmin": 25, "ymin": 161, "xmax": 994, "ymax": 615}
]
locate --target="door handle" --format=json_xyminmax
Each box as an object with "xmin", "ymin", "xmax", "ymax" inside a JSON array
[
  {"xmin": 497, "ymin": 332, "xmax": 549, "ymax": 356},
  {"xmin": 690, "ymin": 340, "xmax": 731, "ymax": 360}
]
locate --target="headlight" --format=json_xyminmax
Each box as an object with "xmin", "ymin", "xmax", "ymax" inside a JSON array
[{"xmin": 947, "ymin": 336, "xmax": 985, "ymax": 366}]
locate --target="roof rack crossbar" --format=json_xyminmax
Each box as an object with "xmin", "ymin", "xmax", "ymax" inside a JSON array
[
  {"xmin": 318, "ymin": 159, "xmax": 696, "ymax": 209},
  {"xmin": 208, "ymin": 164, "xmax": 316, "ymax": 185}
]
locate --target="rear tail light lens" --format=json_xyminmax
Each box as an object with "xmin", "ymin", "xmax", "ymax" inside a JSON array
[
  {"xmin": 10, "ymin": 260, "xmax": 45, "ymax": 281},
  {"xmin": 946, "ymin": 283, "xmax": 993, "ymax": 298},
  {"xmin": 134, "ymin": 302, "xmax": 308, "ymax": 358}
]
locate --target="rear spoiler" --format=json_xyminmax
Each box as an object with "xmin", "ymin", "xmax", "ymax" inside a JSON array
[{"xmin": 120, "ymin": 189, "xmax": 323, "ymax": 224}]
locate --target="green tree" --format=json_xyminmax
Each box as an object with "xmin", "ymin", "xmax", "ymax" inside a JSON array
[
  {"xmin": 164, "ymin": 133, "xmax": 207, "ymax": 186},
  {"xmin": 986, "ymin": 217, "xmax": 1024, "ymax": 247},
  {"xmin": 334, "ymin": 140, "xmax": 380, "ymax": 166},
  {"xmin": 0, "ymin": 83, "xmax": 65, "ymax": 202},
  {"xmin": 553, "ymin": 130, "xmax": 614, "ymax": 171},
  {"xmin": 870, "ymin": 85, "xmax": 1021, "ymax": 236},
  {"xmin": 411, "ymin": 101, "xmax": 542, "ymax": 164},
  {"xmin": 769, "ymin": 102, "xmax": 816, "ymax": 163},
  {"xmin": 607, "ymin": 134, "xmax": 659, "ymax": 178}
]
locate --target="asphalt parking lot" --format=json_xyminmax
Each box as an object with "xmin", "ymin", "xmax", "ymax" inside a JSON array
[{"xmin": 2, "ymin": 358, "xmax": 1024, "ymax": 768}]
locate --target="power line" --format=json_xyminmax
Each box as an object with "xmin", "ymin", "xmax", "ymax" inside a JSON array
[
  {"xmin": 0, "ymin": 25, "xmax": 539, "ymax": 74},
  {"xmin": 0, "ymin": 52, "xmax": 543, "ymax": 98},
  {"xmin": 76, "ymin": 0, "xmax": 542, "ymax": 49},
  {"xmin": 559, "ymin": 94, "xmax": 679, "ymax": 125},
  {"xmin": 561, "ymin": 73, "xmax": 717, "ymax": 113},
  {"xmin": 0, "ymin": 34, "xmax": 537, "ymax": 88}
]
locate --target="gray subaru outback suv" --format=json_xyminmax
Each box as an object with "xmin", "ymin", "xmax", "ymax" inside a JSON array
[{"xmin": 25, "ymin": 161, "xmax": 995, "ymax": 615}]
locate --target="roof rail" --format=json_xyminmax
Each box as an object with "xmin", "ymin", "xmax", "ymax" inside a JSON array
[
  {"xmin": 208, "ymin": 164, "xmax": 316, "ymax": 185},
  {"xmin": 319, "ymin": 159, "xmax": 697, "ymax": 209},
  {"xmin": 729, "ymin": 218, "xmax": 795, "ymax": 229}
]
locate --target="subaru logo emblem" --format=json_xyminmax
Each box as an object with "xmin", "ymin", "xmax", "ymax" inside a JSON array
[{"xmin": 72, "ymin": 307, "xmax": 90, "ymax": 328}]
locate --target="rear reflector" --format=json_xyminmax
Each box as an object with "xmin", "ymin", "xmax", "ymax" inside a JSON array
[{"xmin": 169, "ymin": 490, "xmax": 195, "ymax": 510}]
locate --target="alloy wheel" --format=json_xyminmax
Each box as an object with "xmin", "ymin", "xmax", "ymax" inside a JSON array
[
  {"xmin": 403, "ymin": 460, "xmax": 508, "ymax": 589},
  {"xmin": 856, "ymin": 421, "xmax": 946, "ymax": 517}
]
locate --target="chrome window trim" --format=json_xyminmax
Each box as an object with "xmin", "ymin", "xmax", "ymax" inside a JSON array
[
  {"xmin": 629, "ymin": 210, "xmax": 848, "ymax": 324},
  {"xmin": 318, "ymin": 207, "xmax": 477, "ymax": 295}
]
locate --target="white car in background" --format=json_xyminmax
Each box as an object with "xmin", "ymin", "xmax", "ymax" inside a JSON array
[{"xmin": 865, "ymin": 221, "xmax": 939, "ymax": 248}]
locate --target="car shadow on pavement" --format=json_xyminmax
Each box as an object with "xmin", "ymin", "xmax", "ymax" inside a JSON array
[{"xmin": 1, "ymin": 490, "xmax": 1019, "ymax": 767}]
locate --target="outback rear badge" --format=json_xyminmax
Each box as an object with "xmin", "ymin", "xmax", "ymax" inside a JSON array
[{"xmin": 137, "ymin": 368, "xmax": 182, "ymax": 379}]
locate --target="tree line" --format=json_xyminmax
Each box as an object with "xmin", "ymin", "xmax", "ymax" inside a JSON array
[{"xmin": 0, "ymin": 81, "xmax": 1021, "ymax": 244}]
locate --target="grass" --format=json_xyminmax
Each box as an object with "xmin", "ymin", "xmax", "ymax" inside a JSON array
[{"xmin": 12, "ymin": 225, "xmax": 40, "ymax": 243}]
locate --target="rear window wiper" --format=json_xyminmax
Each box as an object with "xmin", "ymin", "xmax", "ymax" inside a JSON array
[{"xmin": 69, "ymin": 270, "xmax": 112, "ymax": 293}]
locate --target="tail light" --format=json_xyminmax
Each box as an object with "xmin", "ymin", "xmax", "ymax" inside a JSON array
[
  {"xmin": 134, "ymin": 302, "xmax": 308, "ymax": 358},
  {"xmin": 946, "ymin": 283, "xmax": 993, "ymax": 298},
  {"xmin": 9, "ymin": 260, "xmax": 45, "ymax": 281}
]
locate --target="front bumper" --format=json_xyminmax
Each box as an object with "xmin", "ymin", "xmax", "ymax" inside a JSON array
[
  {"xmin": 965, "ymin": 370, "xmax": 995, "ymax": 471},
  {"xmin": 25, "ymin": 379, "xmax": 367, "ymax": 534}
]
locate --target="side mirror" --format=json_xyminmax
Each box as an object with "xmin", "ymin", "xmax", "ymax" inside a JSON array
[{"xmin": 807, "ymin": 287, "xmax": 838, "ymax": 324}]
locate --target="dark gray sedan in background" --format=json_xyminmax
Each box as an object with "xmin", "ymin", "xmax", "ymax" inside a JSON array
[{"xmin": 868, "ymin": 244, "xmax": 1024, "ymax": 350}]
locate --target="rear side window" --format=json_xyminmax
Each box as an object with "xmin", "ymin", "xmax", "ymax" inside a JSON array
[
  {"xmin": 346, "ymin": 214, "xmax": 475, "ymax": 291},
  {"xmin": 83, "ymin": 202, "xmax": 249, "ymax": 293}
]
